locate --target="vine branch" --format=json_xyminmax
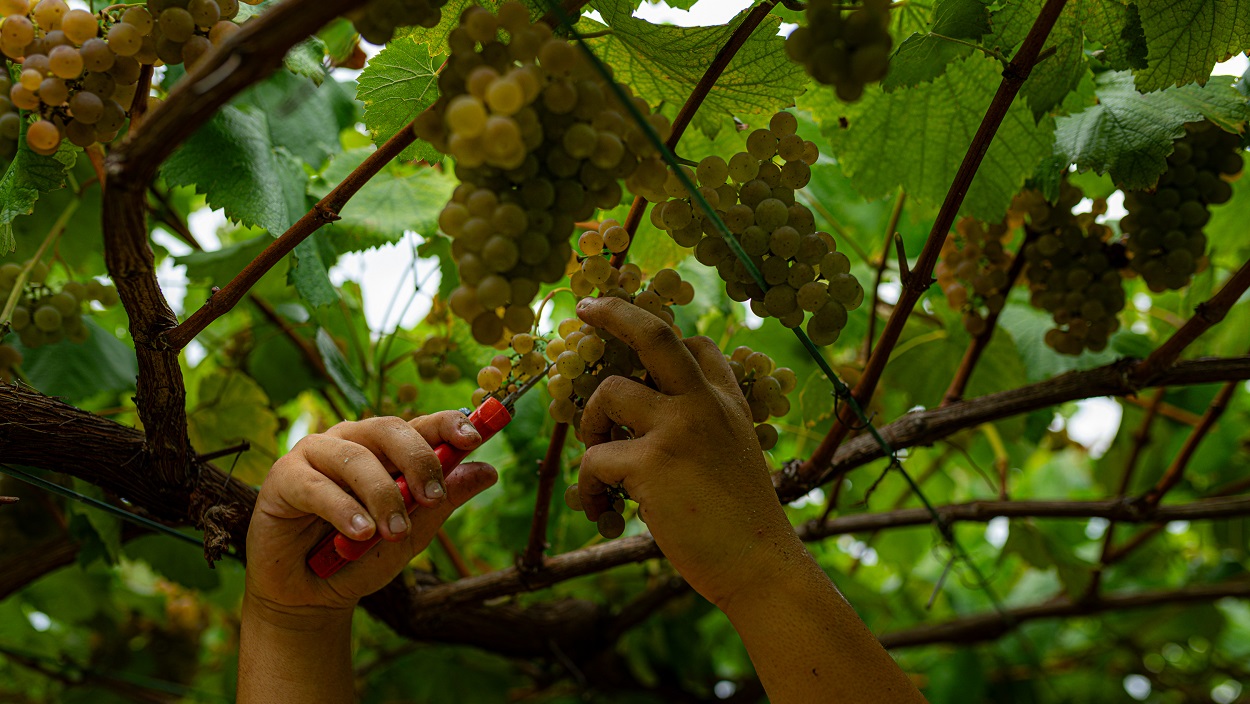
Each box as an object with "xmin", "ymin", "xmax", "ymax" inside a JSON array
[
  {"xmin": 799, "ymin": 0, "xmax": 1070, "ymax": 482},
  {"xmin": 1141, "ymin": 380, "xmax": 1238, "ymax": 506},
  {"xmin": 522, "ymin": 422, "xmax": 570, "ymax": 571}
]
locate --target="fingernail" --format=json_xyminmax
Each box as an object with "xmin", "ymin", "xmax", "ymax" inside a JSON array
[
  {"xmin": 389, "ymin": 513, "xmax": 408, "ymax": 536},
  {"xmin": 425, "ymin": 479, "xmax": 445, "ymax": 501},
  {"xmin": 577, "ymin": 298, "xmax": 592, "ymax": 311},
  {"xmin": 460, "ymin": 419, "xmax": 481, "ymax": 442},
  {"xmin": 351, "ymin": 513, "xmax": 372, "ymax": 536}
]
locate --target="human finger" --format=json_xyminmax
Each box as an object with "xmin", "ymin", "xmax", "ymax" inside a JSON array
[
  {"xmin": 327, "ymin": 416, "xmax": 446, "ymax": 508},
  {"xmin": 295, "ymin": 434, "xmax": 412, "ymax": 541},
  {"xmin": 580, "ymin": 375, "xmax": 666, "ymax": 446},
  {"xmin": 578, "ymin": 438, "xmax": 651, "ymax": 520},
  {"xmin": 406, "ymin": 462, "xmax": 498, "ymax": 541},
  {"xmin": 276, "ymin": 470, "xmax": 377, "ymax": 542},
  {"xmin": 683, "ymin": 336, "xmax": 740, "ymax": 395},
  {"xmin": 576, "ymin": 296, "xmax": 705, "ymax": 395},
  {"xmin": 408, "ymin": 410, "xmax": 483, "ymax": 452}
]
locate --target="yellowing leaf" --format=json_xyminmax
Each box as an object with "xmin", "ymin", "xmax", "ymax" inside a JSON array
[{"xmin": 187, "ymin": 371, "xmax": 280, "ymax": 486}]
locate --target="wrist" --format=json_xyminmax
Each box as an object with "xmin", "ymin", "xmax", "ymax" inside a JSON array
[
  {"xmin": 715, "ymin": 535, "xmax": 830, "ymax": 617},
  {"xmin": 242, "ymin": 588, "xmax": 356, "ymax": 634}
]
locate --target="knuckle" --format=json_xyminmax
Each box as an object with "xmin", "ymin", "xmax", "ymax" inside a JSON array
[
  {"xmin": 327, "ymin": 420, "xmax": 355, "ymax": 435},
  {"xmin": 639, "ymin": 317, "xmax": 676, "ymax": 349}
]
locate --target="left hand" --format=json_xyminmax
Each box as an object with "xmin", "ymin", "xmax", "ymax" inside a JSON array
[{"xmin": 244, "ymin": 412, "xmax": 497, "ymax": 617}]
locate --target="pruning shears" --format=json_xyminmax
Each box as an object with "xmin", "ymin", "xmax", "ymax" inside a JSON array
[{"xmin": 307, "ymin": 369, "xmax": 549, "ymax": 578}]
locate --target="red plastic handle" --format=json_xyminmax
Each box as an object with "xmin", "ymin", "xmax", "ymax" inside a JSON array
[{"xmin": 306, "ymin": 397, "xmax": 513, "ymax": 579}]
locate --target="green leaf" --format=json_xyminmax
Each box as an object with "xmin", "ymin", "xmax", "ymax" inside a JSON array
[
  {"xmin": 308, "ymin": 147, "xmax": 457, "ymax": 254},
  {"xmin": 237, "ymin": 72, "xmax": 358, "ymax": 169},
  {"xmin": 1133, "ymin": 0, "xmax": 1250, "ymax": 92},
  {"xmin": 284, "ymin": 36, "xmax": 328, "ymax": 85},
  {"xmin": 186, "ymin": 370, "xmax": 280, "ymax": 486},
  {"xmin": 0, "ymin": 129, "xmax": 77, "ymax": 255},
  {"xmin": 588, "ymin": 0, "xmax": 808, "ymax": 137},
  {"xmin": 805, "ymin": 54, "xmax": 1056, "ymax": 221},
  {"xmin": 316, "ymin": 327, "xmax": 369, "ymax": 413},
  {"xmin": 1053, "ymin": 72, "xmax": 1250, "ymax": 189},
  {"xmin": 176, "ymin": 234, "xmax": 270, "ymax": 286},
  {"xmin": 66, "ymin": 480, "xmax": 121, "ymax": 567},
  {"xmin": 162, "ymin": 106, "xmax": 311, "ymax": 235},
  {"xmin": 9, "ymin": 319, "xmax": 137, "ymax": 402},
  {"xmin": 125, "ymin": 534, "xmax": 221, "ymax": 592},
  {"xmin": 986, "ymin": 0, "xmax": 1089, "ymax": 117},
  {"xmin": 1004, "ymin": 519, "xmax": 1093, "ymax": 600},
  {"xmin": 289, "ymin": 234, "xmax": 340, "ymax": 307},
  {"xmin": 883, "ymin": 0, "xmax": 991, "ymax": 91},
  {"xmin": 357, "ymin": 39, "xmax": 444, "ymax": 164},
  {"xmin": 319, "ymin": 18, "xmax": 360, "ymax": 64},
  {"xmin": 1080, "ymin": 0, "xmax": 1148, "ymax": 71}
]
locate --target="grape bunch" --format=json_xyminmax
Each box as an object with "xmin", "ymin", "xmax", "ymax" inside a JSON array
[
  {"xmin": 470, "ymin": 331, "xmax": 547, "ymax": 406},
  {"xmin": 646, "ymin": 111, "xmax": 861, "ymax": 347},
  {"xmin": 784, "ymin": 0, "xmax": 893, "ymax": 102},
  {"xmin": 1119, "ymin": 121, "xmax": 1244, "ymax": 292},
  {"xmin": 935, "ymin": 194, "xmax": 1030, "ymax": 335},
  {"xmin": 563, "ymin": 482, "xmax": 630, "ymax": 539},
  {"xmin": 725, "ymin": 346, "xmax": 795, "ymax": 452},
  {"xmin": 0, "ymin": 342, "xmax": 20, "ymax": 383},
  {"xmin": 346, "ymin": 0, "xmax": 446, "ymax": 45},
  {"xmin": 545, "ymin": 266, "xmax": 691, "ymax": 427},
  {"xmin": 1022, "ymin": 187, "xmax": 1125, "ymax": 355},
  {"xmin": 417, "ymin": 1, "xmax": 670, "ymax": 345},
  {"xmin": 1, "ymin": 0, "xmax": 242, "ymax": 155},
  {"xmin": 1, "ymin": 261, "xmax": 119, "ymax": 348},
  {"xmin": 412, "ymin": 334, "xmax": 464, "ymax": 385},
  {"xmin": 0, "ymin": 74, "xmax": 20, "ymax": 159}
]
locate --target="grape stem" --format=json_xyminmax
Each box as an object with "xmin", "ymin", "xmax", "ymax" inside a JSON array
[
  {"xmin": 1140, "ymin": 378, "xmax": 1239, "ymax": 506},
  {"xmin": 927, "ymin": 32, "xmax": 1009, "ymax": 64},
  {"xmin": 521, "ymin": 422, "xmax": 570, "ymax": 572},
  {"xmin": 0, "ymin": 192, "xmax": 80, "ymax": 330},
  {"xmin": 862, "ymin": 191, "xmax": 906, "ymax": 361},
  {"xmin": 794, "ymin": 0, "xmax": 1070, "ymax": 489}
]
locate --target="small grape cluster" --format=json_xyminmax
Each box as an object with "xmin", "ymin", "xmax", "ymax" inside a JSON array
[
  {"xmin": 546, "ymin": 267, "xmax": 691, "ymax": 427},
  {"xmin": 645, "ymin": 112, "xmax": 861, "ymax": 347},
  {"xmin": 418, "ymin": 1, "xmax": 669, "ymax": 346},
  {"xmin": 1, "ymin": 261, "xmax": 119, "ymax": 348},
  {"xmin": 1022, "ymin": 185, "xmax": 1125, "ymax": 355},
  {"xmin": 784, "ymin": 0, "xmax": 892, "ymax": 102},
  {"xmin": 1120, "ymin": 122, "xmax": 1244, "ymax": 292},
  {"xmin": 936, "ymin": 194, "xmax": 1029, "ymax": 335},
  {"xmin": 0, "ymin": 342, "xmax": 20, "ymax": 382},
  {"xmin": 2, "ymin": 0, "xmax": 241, "ymax": 155},
  {"xmin": 563, "ymin": 483, "xmax": 629, "ymax": 539},
  {"xmin": 412, "ymin": 335, "xmax": 464, "ymax": 385},
  {"xmin": 346, "ymin": 0, "xmax": 445, "ymax": 45},
  {"xmin": 725, "ymin": 346, "xmax": 795, "ymax": 451},
  {"xmin": 471, "ymin": 331, "xmax": 547, "ymax": 406}
]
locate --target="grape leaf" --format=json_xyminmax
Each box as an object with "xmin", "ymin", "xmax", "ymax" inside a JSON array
[
  {"xmin": 803, "ymin": 54, "xmax": 1056, "ymax": 221},
  {"xmin": 284, "ymin": 36, "xmax": 328, "ymax": 85},
  {"xmin": 316, "ymin": 327, "xmax": 370, "ymax": 413},
  {"xmin": 11, "ymin": 319, "xmax": 138, "ymax": 402},
  {"xmin": 162, "ymin": 106, "xmax": 310, "ymax": 236},
  {"xmin": 186, "ymin": 370, "xmax": 280, "ymax": 486},
  {"xmin": 883, "ymin": 0, "xmax": 991, "ymax": 91},
  {"xmin": 356, "ymin": 38, "xmax": 444, "ymax": 164},
  {"xmin": 125, "ymin": 534, "xmax": 221, "ymax": 592},
  {"xmin": 1053, "ymin": 72, "xmax": 1250, "ymax": 189},
  {"xmin": 0, "ymin": 128, "xmax": 77, "ymax": 255},
  {"xmin": 237, "ymin": 72, "xmax": 358, "ymax": 169},
  {"xmin": 586, "ymin": 0, "xmax": 808, "ymax": 138},
  {"xmin": 1004, "ymin": 520, "xmax": 1094, "ymax": 600},
  {"xmin": 1080, "ymin": 0, "xmax": 1148, "ymax": 71},
  {"xmin": 1133, "ymin": 0, "xmax": 1250, "ymax": 92},
  {"xmin": 986, "ymin": 0, "xmax": 1089, "ymax": 118},
  {"xmin": 289, "ymin": 234, "xmax": 340, "ymax": 308},
  {"xmin": 307, "ymin": 147, "xmax": 457, "ymax": 254}
]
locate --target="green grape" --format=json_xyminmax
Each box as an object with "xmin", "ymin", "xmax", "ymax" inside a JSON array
[
  {"xmin": 33, "ymin": 305, "xmax": 62, "ymax": 332},
  {"xmin": 597, "ymin": 510, "xmax": 625, "ymax": 539}
]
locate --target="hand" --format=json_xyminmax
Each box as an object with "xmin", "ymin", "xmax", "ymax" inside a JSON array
[
  {"xmin": 574, "ymin": 297, "xmax": 801, "ymax": 609},
  {"xmin": 244, "ymin": 411, "xmax": 497, "ymax": 617}
]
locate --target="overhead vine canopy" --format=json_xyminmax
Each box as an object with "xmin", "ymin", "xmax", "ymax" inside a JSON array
[{"xmin": 0, "ymin": 0, "xmax": 1248, "ymax": 701}]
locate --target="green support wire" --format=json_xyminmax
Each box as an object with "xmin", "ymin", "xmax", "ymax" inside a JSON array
[
  {"xmin": 539, "ymin": 0, "xmax": 1020, "ymax": 627},
  {"xmin": 0, "ymin": 463, "xmax": 232, "ymax": 558}
]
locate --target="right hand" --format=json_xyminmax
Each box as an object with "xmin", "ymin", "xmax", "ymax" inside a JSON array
[{"xmin": 574, "ymin": 296, "xmax": 804, "ymax": 609}]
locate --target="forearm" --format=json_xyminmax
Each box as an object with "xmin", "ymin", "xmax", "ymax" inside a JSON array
[
  {"xmin": 721, "ymin": 547, "xmax": 925, "ymax": 704},
  {"xmin": 238, "ymin": 591, "xmax": 356, "ymax": 704}
]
